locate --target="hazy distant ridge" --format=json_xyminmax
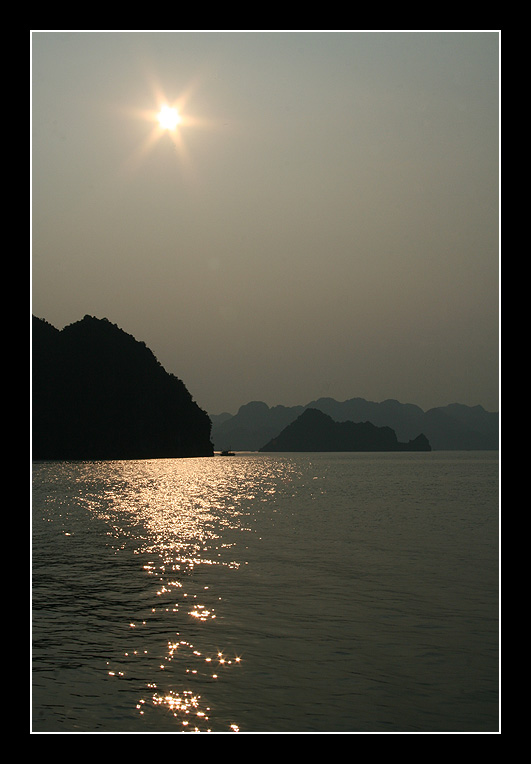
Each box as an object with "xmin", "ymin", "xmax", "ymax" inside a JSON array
[
  {"xmin": 32, "ymin": 315, "xmax": 213, "ymax": 460},
  {"xmin": 211, "ymin": 397, "xmax": 498, "ymax": 451}
]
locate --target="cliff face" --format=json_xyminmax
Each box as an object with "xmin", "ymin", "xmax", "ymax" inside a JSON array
[
  {"xmin": 32, "ymin": 315, "xmax": 213, "ymax": 460},
  {"xmin": 259, "ymin": 408, "xmax": 431, "ymax": 452}
]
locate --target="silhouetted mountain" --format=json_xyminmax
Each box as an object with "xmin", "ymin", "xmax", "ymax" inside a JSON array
[
  {"xmin": 211, "ymin": 397, "xmax": 498, "ymax": 451},
  {"xmin": 259, "ymin": 408, "xmax": 431, "ymax": 452},
  {"xmin": 212, "ymin": 400, "xmax": 305, "ymax": 451},
  {"xmin": 32, "ymin": 315, "xmax": 214, "ymax": 460},
  {"xmin": 210, "ymin": 412, "xmax": 233, "ymax": 427}
]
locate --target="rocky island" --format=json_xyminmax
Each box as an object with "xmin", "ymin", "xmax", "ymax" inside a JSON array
[
  {"xmin": 212, "ymin": 396, "xmax": 497, "ymax": 451},
  {"xmin": 32, "ymin": 315, "xmax": 214, "ymax": 460},
  {"xmin": 259, "ymin": 408, "xmax": 431, "ymax": 452}
]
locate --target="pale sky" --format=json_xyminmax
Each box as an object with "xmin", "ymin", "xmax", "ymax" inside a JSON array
[{"xmin": 31, "ymin": 31, "xmax": 500, "ymax": 415}]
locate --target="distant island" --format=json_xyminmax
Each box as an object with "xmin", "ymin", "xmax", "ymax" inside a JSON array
[
  {"xmin": 32, "ymin": 315, "xmax": 214, "ymax": 460},
  {"xmin": 212, "ymin": 397, "xmax": 498, "ymax": 452},
  {"xmin": 259, "ymin": 408, "xmax": 431, "ymax": 452},
  {"xmin": 32, "ymin": 314, "xmax": 499, "ymax": 459}
]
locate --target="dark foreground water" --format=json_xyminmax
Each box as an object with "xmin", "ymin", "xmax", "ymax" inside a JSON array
[{"xmin": 32, "ymin": 451, "xmax": 499, "ymax": 733}]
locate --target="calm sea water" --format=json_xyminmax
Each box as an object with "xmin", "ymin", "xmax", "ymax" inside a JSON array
[{"xmin": 31, "ymin": 451, "xmax": 499, "ymax": 734}]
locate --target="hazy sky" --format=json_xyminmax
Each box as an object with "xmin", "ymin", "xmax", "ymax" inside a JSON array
[{"xmin": 31, "ymin": 31, "xmax": 499, "ymax": 415}]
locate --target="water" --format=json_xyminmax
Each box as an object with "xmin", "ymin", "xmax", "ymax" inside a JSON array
[{"xmin": 31, "ymin": 452, "xmax": 499, "ymax": 733}]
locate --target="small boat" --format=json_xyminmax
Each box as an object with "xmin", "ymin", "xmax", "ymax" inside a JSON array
[{"xmin": 219, "ymin": 449, "xmax": 235, "ymax": 456}]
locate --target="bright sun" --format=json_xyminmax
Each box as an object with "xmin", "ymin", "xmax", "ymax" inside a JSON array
[{"xmin": 157, "ymin": 105, "xmax": 181, "ymax": 130}]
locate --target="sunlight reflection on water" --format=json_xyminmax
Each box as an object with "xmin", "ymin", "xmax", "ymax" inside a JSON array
[
  {"xmin": 33, "ymin": 456, "xmax": 299, "ymax": 732},
  {"xmin": 32, "ymin": 453, "xmax": 499, "ymax": 733},
  {"xmin": 96, "ymin": 458, "xmax": 273, "ymax": 731}
]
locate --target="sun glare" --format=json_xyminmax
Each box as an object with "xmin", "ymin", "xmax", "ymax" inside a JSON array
[
  {"xmin": 157, "ymin": 105, "xmax": 181, "ymax": 130},
  {"xmin": 121, "ymin": 77, "xmax": 221, "ymax": 181}
]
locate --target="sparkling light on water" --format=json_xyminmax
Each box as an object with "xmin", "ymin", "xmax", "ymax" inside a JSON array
[
  {"xmin": 32, "ymin": 453, "xmax": 499, "ymax": 732},
  {"xmin": 33, "ymin": 456, "xmax": 297, "ymax": 732}
]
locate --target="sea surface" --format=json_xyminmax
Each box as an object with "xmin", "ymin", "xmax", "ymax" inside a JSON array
[{"xmin": 31, "ymin": 451, "xmax": 499, "ymax": 734}]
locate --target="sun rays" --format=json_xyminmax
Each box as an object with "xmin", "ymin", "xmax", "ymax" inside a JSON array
[
  {"xmin": 115, "ymin": 70, "xmax": 235, "ymax": 189},
  {"xmin": 119, "ymin": 78, "xmax": 207, "ymax": 180}
]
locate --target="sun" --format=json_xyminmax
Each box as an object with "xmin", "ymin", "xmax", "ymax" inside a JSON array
[
  {"xmin": 121, "ymin": 77, "xmax": 223, "ymax": 181},
  {"xmin": 157, "ymin": 105, "xmax": 181, "ymax": 131}
]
